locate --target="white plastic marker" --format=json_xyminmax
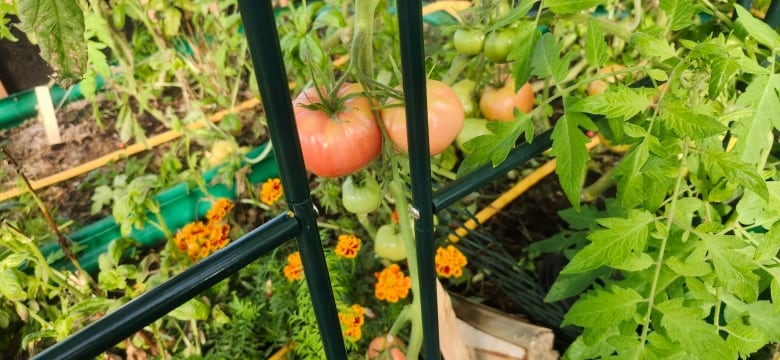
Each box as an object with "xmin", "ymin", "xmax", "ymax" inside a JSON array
[{"xmin": 35, "ymin": 85, "xmax": 62, "ymax": 145}]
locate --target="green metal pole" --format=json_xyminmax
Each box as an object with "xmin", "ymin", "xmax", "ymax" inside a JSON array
[
  {"xmin": 396, "ymin": 1, "xmax": 440, "ymax": 358},
  {"xmin": 432, "ymin": 129, "xmax": 553, "ymax": 212},
  {"xmin": 32, "ymin": 213, "xmax": 300, "ymax": 360},
  {"xmin": 236, "ymin": 1, "xmax": 348, "ymax": 358}
]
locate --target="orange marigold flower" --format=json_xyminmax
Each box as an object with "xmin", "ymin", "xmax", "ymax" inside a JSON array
[
  {"xmin": 283, "ymin": 251, "xmax": 303, "ymax": 281},
  {"xmin": 206, "ymin": 198, "xmax": 234, "ymax": 223},
  {"xmin": 338, "ymin": 304, "xmax": 365, "ymax": 341},
  {"xmin": 391, "ymin": 209, "xmax": 399, "ymax": 224},
  {"xmin": 174, "ymin": 219, "xmax": 232, "ymax": 262},
  {"xmin": 374, "ymin": 264, "xmax": 411, "ymax": 303},
  {"xmin": 435, "ymin": 245, "xmax": 468, "ymax": 278},
  {"xmin": 335, "ymin": 234, "xmax": 362, "ymax": 259},
  {"xmin": 260, "ymin": 178, "xmax": 284, "ymax": 205}
]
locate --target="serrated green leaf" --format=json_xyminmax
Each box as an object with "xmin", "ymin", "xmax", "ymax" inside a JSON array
[
  {"xmin": 667, "ymin": 256, "xmax": 712, "ymax": 277},
  {"xmin": 90, "ymin": 185, "xmax": 114, "ymax": 215},
  {"xmin": 530, "ymin": 32, "xmax": 568, "ymax": 82},
  {"xmin": 558, "ymin": 204, "xmax": 602, "ymax": 229},
  {"xmin": 703, "ymin": 234, "xmax": 760, "ymax": 302},
  {"xmin": 486, "ymin": 1, "xmax": 538, "ymax": 33},
  {"xmin": 613, "ymin": 140, "xmax": 650, "ymax": 208},
  {"xmin": 735, "ymin": 5, "xmax": 780, "ymax": 51},
  {"xmin": 658, "ymin": 298, "xmax": 735, "ymax": 358},
  {"xmin": 630, "ymin": 31, "xmax": 677, "ymax": 61},
  {"xmin": 753, "ymin": 222, "xmax": 780, "ymax": 262},
  {"xmin": 736, "ymin": 182, "xmax": 780, "ymax": 226},
  {"xmin": 659, "ymin": 0, "xmax": 697, "ymax": 31},
  {"xmin": 17, "ymin": 0, "xmax": 86, "ymax": 86},
  {"xmin": 562, "ymin": 210, "xmax": 654, "ymax": 273},
  {"xmin": 702, "ymin": 150, "xmax": 768, "ymax": 201},
  {"xmin": 169, "ymin": 298, "xmax": 210, "ymax": 321},
  {"xmin": 585, "ymin": 20, "xmax": 608, "ymax": 68},
  {"xmin": 546, "ymin": 0, "xmax": 605, "ymax": 14},
  {"xmin": 457, "ymin": 115, "xmax": 532, "ymax": 176},
  {"xmin": 722, "ymin": 295, "xmax": 780, "ymax": 341},
  {"xmin": 545, "ymin": 267, "xmax": 608, "ymax": 302},
  {"xmin": 571, "ymin": 85, "xmax": 653, "ymax": 120},
  {"xmin": 734, "ymin": 74, "xmax": 780, "ymax": 166},
  {"xmin": 659, "ymin": 100, "xmax": 727, "ymax": 139},
  {"xmin": 509, "ymin": 22, "xmax": 540, "ymax": 86},
  {"xmin": 0, "ymin": 270, "xmax": 26, "ymax": 301},
  {"xmin": 562, "ymin": 286, "xmax": 643, "ymax": 327},
  {"xmin": 724, "ymin": 321, "xmax": 769, "ymax": 358},
  {"xmin": 551, "ymin": 112, "xmax": 593, "ymax": 210},
  {"xmin": 685, "ymin": 276, "xmax": 716, "ymax": 302}
]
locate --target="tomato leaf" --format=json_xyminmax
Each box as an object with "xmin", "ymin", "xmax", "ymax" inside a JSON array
[
  {"xmin": 551, "ymin": 111, "xmax": 594, "ymax": 210},
  {"xmin": 724, "ymin": 322, "xmax": 770, "ymax": 359},
  {"xmin": 561, "ymin": 210, "xmax": 654, "ymax": 274},
  {"xmin": 561, "ymin": 286, "xmax": 643, "ymax": 327},
  {"xmin": 585, "ymin": 20, "xmax": 608, "ymax": 68},
  {"xmin": 657, "ymin": 299, "xmax": 736, "ymax": 359},
  {"xmin": 659, "ymin": 0, "xmax": 697, "ymax": 31},
  {"xmin": 659, "ymin": 100, "xmax": 727, "ymax": 139},
  {"xmin": 544, "ymin": 268, "xmax": 608, "ymax": 302},
  {"xmin": 735, "ymin": 5, "xmax": 780, "ymax": 51},
  {"xmin": 613, "ymin": 139, "xmax": 650, "ymax": 208},
  {"xmin": 702, "ymin": 150, "xmax": 769, "ymax": 201},
  {"xmin": 509, "ymin": 21, "xmax": 540, "ymax": 87},
  {"xmin": 722, "ymin": 295, "xmax": 780, "ymax": 341},
  {"xmin": 736, "ymin": 182, "xmax": 780, "ymax": 227},
  {"xmin": 630, "ymin": 30, "xmax": 677, "ymax": 61},
  {"xmin": 733, "ymin": 74, "xmax": 780, "ymax": 167},
  {"xmin": 485, "ymin": 1, "xmax": 537, "ymax": 33},
  {"xmin": 530, "ymin": 32, "xmax": 569, "ymax": 83},
  {"xmin": 545, "ymin": 0, "xmax": 605, "ymax": 14},
  {"xmin": 457, "ymin": 113, "xmax": 533, "ymax": 176},
  {"xmin": 570, "ymin": 85, "xmax": 654, "ymax": 120},
  {"xmin": 702, "ymin": 234, "xmax": 760, "ymax": 303},
  {"xmin": 16, "ymin": 0, "xmax": 86, "ymax": 86}
]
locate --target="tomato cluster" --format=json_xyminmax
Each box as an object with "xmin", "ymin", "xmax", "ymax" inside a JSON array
[
  {"xmin": 292, "ymin": 80, "xmax": 465, "ymax": 178},
  {"xmin": 452, "ymin": 0, "xmax": 519, "ymax": 63}
]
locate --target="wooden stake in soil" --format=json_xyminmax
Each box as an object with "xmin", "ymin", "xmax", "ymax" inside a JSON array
[
  {"xmin": 0, "ymin": 79, "xmax": 8, "ymax": 98},
  {"xmin": 34, "ymin": 85, "xmax": 62, "ymax": 145}
]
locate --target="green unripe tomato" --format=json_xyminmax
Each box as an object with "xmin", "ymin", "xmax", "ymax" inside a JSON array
[
  {"xmin": 374, "ymin": 225, "xmax": 406, "ymax": 261},
  {"xmin": 456, "ymin": 118, "xmax": 492, "ymax": 154},
  {"xmin": 484, "ymin": 29, "xmax": 516, "ymax": 63},
  {"xmin": 112, "ymin": 4, "xmax": 126, "ymax": 29},
  {"xmin": 341, "ymin": 176, "xmax": 381, "ymax": 214},
  {"xmin": 451, "ymin": 79, "xmax": 477, "ymax": 116},
  {"xmin": 453, "ymin": 28, "xmax": 485, "ymax": 56},
  {"xmin": 490, "ymin": 0, "xmax": 511, "ymax": 22}
]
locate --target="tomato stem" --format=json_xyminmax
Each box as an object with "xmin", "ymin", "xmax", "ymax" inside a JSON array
[
  {"xmin": 388, "ymin": 177, "xmax": 424, "ymax": 359},
  {"xmin": 351, "ymin": 0, "xmax": 379, "ymax": 77}
]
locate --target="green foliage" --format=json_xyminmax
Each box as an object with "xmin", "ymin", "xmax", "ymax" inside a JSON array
[{"xmin": 16, "ymin": 0, "xmax": 86, "ymax": 86}]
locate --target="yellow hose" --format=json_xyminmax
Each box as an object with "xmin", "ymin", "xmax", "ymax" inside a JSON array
[
  {"xmin": 267, "ymin": 343, "xmax": 293, "ymax": 360},
  {"xmin": 448, "ymin": 136, "xmax": 602, "ymax": 243},
  {"xmin": 0, "ymin": 98, "xmax": 261, "ymax": 202}
]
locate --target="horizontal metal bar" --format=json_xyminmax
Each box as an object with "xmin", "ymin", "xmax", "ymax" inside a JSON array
[
  {"xmin": 432, "ymin": 129, "xmax": 553, "ymax": 212},
  {"xmin": 33, "ymin": 213, "xmax": 300, "ymax": 360}
]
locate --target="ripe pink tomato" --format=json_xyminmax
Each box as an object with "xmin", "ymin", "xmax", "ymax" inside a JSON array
[
  {"xmin": 479, "ymin": 80, "xmax": 534, "ymax": 122},
  {"xmin": 380, "ymin": 79, "xmax": 465, "ymax": 155},
  {"xmin": 293, "ymin": 83, "xmax": 382, "ymax": 177},
  {"xmin": 367, "ymin": 334, "xmax": 406, "ymax": 360}
]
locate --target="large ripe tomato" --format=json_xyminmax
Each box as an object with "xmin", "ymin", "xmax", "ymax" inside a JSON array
[
  {"xmin": 479, "ymin": 80, "xmax": 534, "ymax": 122},
  {"xmin": 380, "ymin": 79, "xmax": 465, "ymax": 156},
  {"xmin": 293, "ymin": 83, "xmax": 382, "ymax": 177}
]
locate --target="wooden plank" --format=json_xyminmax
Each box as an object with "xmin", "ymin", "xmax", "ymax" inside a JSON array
[
  {"xmin": 451, "ymin": 293, "xmax": 558, "ymax": 360},
  {"xmin": 35, "ymin": 86, "xmax": 62, "ymax": 145},
  {"xmin": 0, "ymin": 78, "xmax": 7, "ymax": 98}
]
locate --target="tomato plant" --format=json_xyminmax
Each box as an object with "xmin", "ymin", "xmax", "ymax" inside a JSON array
[
  {"xmin": 293, "ymin": 83, "xmax": 382, "ymax": 177},
  {"xmin": 381, "ymin": 79, "xmax": 465, "ymax": 155},
  {"xmin": 341, "ymin": 175, "xmax": 381, "ymax": 214},
  {"xmin": 479, "ymin": 80, "xmax": 534, "ymax": 121},
  {"xmin": 453, "ymin": 28, "xmax": 485, "ymax": 56},
  {"xmin": 374, "ymin": 224, "xmax": 406, "ymax": 261}
]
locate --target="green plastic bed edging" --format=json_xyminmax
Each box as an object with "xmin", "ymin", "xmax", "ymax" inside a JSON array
[{"xmin": 41, "ymin": 143, "xmax": 279, "ymax": 273}]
